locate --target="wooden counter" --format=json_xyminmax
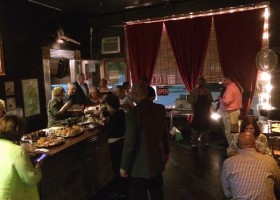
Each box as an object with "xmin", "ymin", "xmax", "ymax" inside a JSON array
[{"xmin": 37, "ymin": 127, "xmax": 114, "ymax": 200}]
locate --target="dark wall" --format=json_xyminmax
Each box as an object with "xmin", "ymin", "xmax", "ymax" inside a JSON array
[
  {"xmin": 89, "ymin": 0, "xmax": 269, "ymax": 59},
  {"xmin": 0, "ymin": 0, "xmax": 90, "ymax": 131}
]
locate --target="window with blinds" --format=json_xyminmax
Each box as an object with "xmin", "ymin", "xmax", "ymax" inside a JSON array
[{"xmin": 152, "ymin": 20, "xmax": 222, "ymax": 86}]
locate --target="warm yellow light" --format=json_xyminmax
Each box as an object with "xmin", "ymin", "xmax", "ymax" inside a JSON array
[
  {"xmin": 265, "ymin": 84, "xmax": 273, "ymax": 92},
  {"xmin": 258, "ymin": 70, "xmax": 272, "ymax": 109},
  {"xmin": 264, "ymin": 8, "xmax": 270, "ymax": 19},
  {"xmin": 57, "ymin": 39, "xmax": 64, "ymax": 44},
  {"xmin": 262, "ymin": 103, "xmax": 271, "ymax": 109},
  {"xmin": 260, "ymin": 72, "xmax": 271, "ymax": 80},
  {"xmin": 263, "ymin": 32, "xmax": 269, "ymax": 40},
  {"xmin": 211, "ymin": 112, "xmax": 221, "ymax": 120}
]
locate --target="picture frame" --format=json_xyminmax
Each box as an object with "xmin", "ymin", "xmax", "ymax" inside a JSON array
[
  {"xmin": 22, "ymin": 79, "xmax": 40, "ymax": 117},
  {"xmin": 0, "ymin": 33, "xmax": 5, "ymax": 76},
  {"xmin": 6, "ymin": 97, "xmax": 16, "ymax": 112},
  {"xmin": 5, "ymin": 81, "xmax": 15, "ymax": 96}
]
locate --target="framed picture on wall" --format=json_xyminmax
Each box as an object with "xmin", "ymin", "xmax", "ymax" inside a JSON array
[
  {"xmin": 6, "ymin": 97, "xmax": 16, "ymax": 112},
  {"xmin": 22, "ymin": 79, "xmax": 40, "ymax": 117},
  {"xmin": 5, "ymin": 81, "xmax": 14, "ymax": 96},
  {"xmin": 0, "ymin": 33, "xmax": 5, "ymax": 76}
]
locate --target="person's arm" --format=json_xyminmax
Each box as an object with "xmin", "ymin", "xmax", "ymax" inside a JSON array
[
  {"xmin": 15, "ymin": 148, "xmax": 42, "ymax": 185},
  {"xmin": 120, "ymin": 109, "xmax": 138, "ymax": 177},
  {"xmin": 222, "ymin": 86, "xmax": 234, "ymax": 105},
  {"xmin": 160, "ymin": 105, "xmax": 170, "ymax": 159},
  {"xmin": 207, "ymin": 89, "xmax": 214, "ymax": 102},
  {"xmin": 267, "ymin": 156, "xmax": 280, "ymax": 191},
  {"xmin": 59, "ymin": 101, "xmax": 72, "ymax": 113},
  {"xmin": 221, "ymin": 162, "xmax": 233, "ymax": 198},
  {"xmin": 187, "ymin": 89, "xmax": 195, "ymax": 104}
]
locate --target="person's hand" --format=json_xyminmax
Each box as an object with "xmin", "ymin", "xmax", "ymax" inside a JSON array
[
  {"xmin": 120, "ymin": 168, "xmax": 128, "ymax": 178},
  {"xmin": 35, "ymin": 159, "xmax": 44, "ymax": 169}
]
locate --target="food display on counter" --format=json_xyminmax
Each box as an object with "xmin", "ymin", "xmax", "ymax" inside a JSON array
[
  {"xmin": 36, "ymin": 136, "xmax": 65, "ymax": 148},
  {"xmin": 54, "ymin": 125, "xmax": 83, "ymax": 137},
  {"xmin": 21, "ymin": 130, "xmax": 48, "ymax": 142},
  {"xmin": 20, "ymin": 118, "xmax": 102, "ymax": 151},
  {"xmin": 84, "ymin": 106, "xmax": 102, "ymax": 116}
]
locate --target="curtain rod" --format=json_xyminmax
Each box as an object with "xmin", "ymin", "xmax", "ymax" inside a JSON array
[{"xmin": 125, "ymin": 2, "xmax": 269, "ymax": 25}]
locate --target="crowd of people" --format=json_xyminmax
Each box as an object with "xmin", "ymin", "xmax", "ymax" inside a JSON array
[
  {"xmin": 48, "ymin": 74, "xmax": 170, "ymax": 199},
  {"xmin": 2, "ymin": 73, "xmax": 280, "ymax": 199},
  {"xmin": 45, "ymin": 73, "xmax": 280, "ymax": 199},
  {"xmin": 187, "ymin": 74, "xmax": 280, "ymax": 199}
]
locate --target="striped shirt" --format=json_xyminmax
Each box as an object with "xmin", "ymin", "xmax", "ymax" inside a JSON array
[{"xmin": 221, "ymin": 148, "xmax": 280, "ymax": 200}]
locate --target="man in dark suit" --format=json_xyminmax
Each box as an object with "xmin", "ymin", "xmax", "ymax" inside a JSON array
[
  {"xmin": 74, "ymin": 73, "xmax": 89, "ymax": 107},
  {"xmin": 120, "ymin": 81, "xmax": 169, "ymax": 200}
]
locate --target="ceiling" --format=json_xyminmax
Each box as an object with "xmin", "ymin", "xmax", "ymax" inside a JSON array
[{"xmin": 25, "ymin": 0, "xmax": 193, "ymax": 16}]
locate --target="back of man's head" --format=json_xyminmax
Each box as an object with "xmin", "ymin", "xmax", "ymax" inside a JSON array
[
  {"xmin": 139, "ymin": 76, "xmax": 149, "ymax": 85},
  {"xmin": 131, "ymin": 81, "xmax": 147, "ymax": 103},
  {"xmin": 237, "ymin": 132, "xmax": 255, "ymax": 149}
]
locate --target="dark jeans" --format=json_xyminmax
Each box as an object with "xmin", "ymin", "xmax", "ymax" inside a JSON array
[
  {"xmin": 129, "ymin": 173, "xmax": 164, "ymax": 200},
  {"xmin": 109, "ymin": 139, "xmax": 124, "ymax": 176}
]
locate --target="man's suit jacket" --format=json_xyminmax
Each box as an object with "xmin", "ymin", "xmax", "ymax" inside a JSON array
[
  {"xmin": 74, "ymin": 81, "xmax": 89, "ymax": 106},
  {"xmin": 121, "ymin": 98, "xmax": 169, "ymax": 179}
]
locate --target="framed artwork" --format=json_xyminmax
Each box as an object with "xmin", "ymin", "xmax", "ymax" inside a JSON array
[
  {"xmin": 0, "ymin": 33, "xmax": 5, "ymax": 76},
  {"xmin": 22, "ymin": 79, "xmax": 40, "ymax": 117},
  {"xmin": 5, "ymin": 81, "xmax": 15, "ymax": 96},
  {"xmin": 6, "ymin": 97, "xmax": 16, "ymax": 112}
]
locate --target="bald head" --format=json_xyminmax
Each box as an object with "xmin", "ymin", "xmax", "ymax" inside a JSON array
[{"xmin": 237, "ymin": 132, "xmax": 255, "ymax": 149}]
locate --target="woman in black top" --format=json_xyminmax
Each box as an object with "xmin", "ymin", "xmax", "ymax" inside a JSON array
[{"xmin": 102, "ymin": 94, "xmax": 127, "ymax": 198}]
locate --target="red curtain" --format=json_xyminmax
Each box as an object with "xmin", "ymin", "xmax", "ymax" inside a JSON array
[
  {"xmin": 125, "ymin": 22, "xmax": 163, "ymax": 84},
  {"xmin": 164, "ymin": 17, "xmax": 212, "ymax": 92},
  {"xmin": 214, "ymin": 9, "xmax": 265, "ymax": 117}
]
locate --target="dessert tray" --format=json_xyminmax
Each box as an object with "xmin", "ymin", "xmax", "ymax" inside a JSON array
[
  {"xmin": 21, "ymin": 130, "xmax": 48, "ymax": 142},
  {"xmin": 54, "ymin": 125, "xmax": 84, "ymax": 137},
  {"xmin": 35, "ymin": 136, "xmax": 65, "ymax": 148}
]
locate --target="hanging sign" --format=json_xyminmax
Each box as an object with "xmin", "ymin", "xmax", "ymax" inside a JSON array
[{"xmin": 157, "ymin": 86, "xmax": 169, "ymax": 96}]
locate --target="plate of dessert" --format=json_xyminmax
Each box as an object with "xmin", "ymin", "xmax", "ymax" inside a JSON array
[
  {"xmin": 21, "ymin": 130, "xmax": 48, "ymax": 142},
  {"xmin": 54, "ymin": 125, "xmax": 84, "ymax": 137},
  {"xmin": 36, "ymin": 136, "xmax": 65, "ymax": 148}
]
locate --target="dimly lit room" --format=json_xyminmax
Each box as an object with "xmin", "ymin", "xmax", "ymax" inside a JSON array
[{"xmin": 1, "ymin": 0, "xmax": 280, "ymax": 199}]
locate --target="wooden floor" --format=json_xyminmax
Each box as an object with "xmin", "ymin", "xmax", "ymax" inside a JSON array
[
  {"xmin": 163, "ymin": 134, "xmax": 227, "ymax": 200},
  {"xmin": 91, "ymin": 123, "xmax": 229, "ymax": 200}
]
